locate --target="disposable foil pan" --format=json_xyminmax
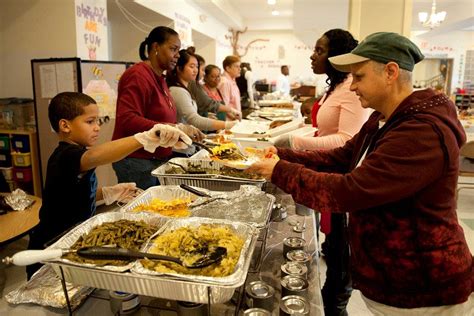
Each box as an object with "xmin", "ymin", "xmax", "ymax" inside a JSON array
[
  {"xmin": 49, "ymin": 262, "xmax": 248, "ymax": 304},
  {"xmin": 49, "ymin": 218, "xmax": 258, "ymax": 304},
  {"xmin": 119, "ymin": 185, "xmax": 199, "ymax": 216},
  {"xmin": 121, "ymin": 185, "xmax": 274, "ymax": 229},
  {"xmin": 189, "ymin": 185, "xmax": 275, "ymax": 229},
  {"xmin": 47, "ymin": 211, "xmax": 167, "ymax": 272},
  {"xmin": 152, "ymin": 158, "xmax": 266, "ymax": 191},
  {"xmin": 132, "ymin": 217, "xmax": 258, "ymax": 286}
]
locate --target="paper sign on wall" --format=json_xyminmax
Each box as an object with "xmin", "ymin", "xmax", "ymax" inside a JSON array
[
  {"xmin": 75, "ymin": 0, "xmax": 109, "ymax": 60},
  {"xmin": 39, "ymin": 63, "xmax": 76, "ymax": 99},
  {"xmin": 174, "ymin": 12, "xmax": 193, "ymax": 48}
]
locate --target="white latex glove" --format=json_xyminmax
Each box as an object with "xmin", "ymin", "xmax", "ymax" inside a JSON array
[
  {"xmin": 224, "ymin": 120, "xmax": 239, "ymax": 130},
  {"xmin": 273, "ymin": 134, "xmax": 293, "ymax": 149},
  {"xmin": 134, "ymin": 124, "xmax": 192, "ymax": 152},
  {"xmin": 230, "ymin": 108, "xmax": 242, "ymax": 121},
  {"xmin": 102, "ymin": 183, "xmax": 136, "ymax": 205},
  {"xmin": 176, "ymin": 123, "xmax": 206, "ymax": 143}
]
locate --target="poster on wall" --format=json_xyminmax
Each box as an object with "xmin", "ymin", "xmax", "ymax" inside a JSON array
[
  {"xmin": 75, "ymin": 0, "xmax": 109, "ymax": 60},
  {"xmin": 174, "ymin": 12, "xmax": 192, "ymax": 48},
  {"xmin": 38, "ymin": 63, "xmax": 76, "ymax": 99}
]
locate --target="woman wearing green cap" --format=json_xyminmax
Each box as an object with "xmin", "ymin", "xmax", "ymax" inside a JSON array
[{"xmin": 247, "ymin": 32, "xmax": 473, "ymax": 314}]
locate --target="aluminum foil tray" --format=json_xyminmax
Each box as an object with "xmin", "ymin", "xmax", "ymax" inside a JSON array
[
  {"xmin": 121, "ymin": 185, "xmax": 274, "ymax": 229},
  {"xmin": 47, "ymin": 212, "xmax": 167, "ymax": 272},
  {"xmin": 152, "ymin": 158, "xmax": 265, "ymax": 191},
  {"xmin": 132, "ymin": 217, "xmax": 258, "ymax": 286},
  {"xmin": 49, "ymin": 218, "xmax": 258, "ymax": 304},
  {"xmin": 119, "ymin": 185, "xmax": 199, "ymax": 216},
  {"xmin": 49, "ymin": 262, "xmax": 245, "ymax": 304},
  {"xmin": 190, "ymin": 185, "xmax": 275, "ymax": 229}
]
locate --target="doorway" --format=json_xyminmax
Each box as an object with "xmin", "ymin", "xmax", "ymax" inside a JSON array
[{"xmin": 413, "ymin": 58, "xmax": 453, "ymax": 95}]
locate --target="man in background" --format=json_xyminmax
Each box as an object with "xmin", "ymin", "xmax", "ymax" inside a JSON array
[{"xmin": 276, "ymin": 65, "xmax": 291, "ymax": 96}]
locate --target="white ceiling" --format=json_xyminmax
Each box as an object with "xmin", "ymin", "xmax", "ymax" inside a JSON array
[
  {"xmin": 116, "ymin": 0, "xmax": 473, "ymax": 46},
  {"xmin": 194, "ymin": 0, "xmax": 473, "ymax": 33}
]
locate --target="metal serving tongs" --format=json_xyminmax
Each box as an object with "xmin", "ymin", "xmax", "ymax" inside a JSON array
[
  {"xmin": 116, "ymin": 187, "xmax": 144, "ymax": 208},
  {"xmin": 192, "ymin": 141, "xmax": 214, "ymax": 154},
  {"xmin": 155, "ymin": 130, "xmax": 214, "ymax": 153},
  {"xmin": 179, "ymin": 184, "xmax": 229, "ymax": 208},
  {"xmin": 2, "ymin": 246, "xmax": 227, "ymax": 269}
]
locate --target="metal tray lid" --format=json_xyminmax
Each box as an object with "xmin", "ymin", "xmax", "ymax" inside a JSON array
[{"xmin": 189, "ymin": 186, "xmax": 275, "ymax": 228}]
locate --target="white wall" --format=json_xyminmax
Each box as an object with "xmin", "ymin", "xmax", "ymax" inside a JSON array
[
  {"xmin": 0, "ymin": 0, "xmax": 77, "ymax": 98},
  {"xmin": 237, "ymin": 30, "xmax": 318, "ymax": 86},
  {"xmin": 412, "ymin": 30, "xmax": 474, "ymax": 93},
  {"xmin": 0, "ymin": 0, "xmax": 235, "ymax": 98},
  {"xmin": 107, "ymin": 1, "xmax": 173, "ymax": 63},
  {"xmin": 135, "ymin": 0, "xmax": 232, "ymax": 63}
]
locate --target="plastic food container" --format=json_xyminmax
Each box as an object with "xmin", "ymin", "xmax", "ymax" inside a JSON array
[
  {"xmin": 12, "ymin": 152, "xmax": 31, "ymax": 167},
  {"xmin": 11, "ymin": 135, "xmax": 30, "ymax": 153},
  {"xmin": 0, "ymin": 166, "xmax": 13, "ymax": 180},
  {"xmin": 0, "ymin": 151, "xmax": 12, "ymax": 167},
  {"xmin": 13, "ymin": 167, "xmax": 32, "ymax": 182},
  {"xmin": 0, "ymin": 135, "xmax": 10, "ymax": 151}
]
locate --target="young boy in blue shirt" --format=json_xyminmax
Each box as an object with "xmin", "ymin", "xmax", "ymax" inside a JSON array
[{"xmin": 27, "ymin": 92, "xmax": 191, "ymax": 278}]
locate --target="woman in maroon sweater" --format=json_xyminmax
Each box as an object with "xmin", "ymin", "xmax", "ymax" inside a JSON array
[{"xmin": 112, "ymin": 26, "xmax": 203, "ymax": 189}]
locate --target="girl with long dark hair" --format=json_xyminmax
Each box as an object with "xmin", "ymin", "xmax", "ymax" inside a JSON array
[{"xmin": 167, "ymin": 49, "xmax": 237, "ymax": 131}]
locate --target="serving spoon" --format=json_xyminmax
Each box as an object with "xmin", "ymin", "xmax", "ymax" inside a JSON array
[
  {"xmin": 2, "ymin": 246, "xmax": 227, "ymax": 269},
  {"xmin": 76, "ymin": 246, "xmax": 227, "ymax": 269}
]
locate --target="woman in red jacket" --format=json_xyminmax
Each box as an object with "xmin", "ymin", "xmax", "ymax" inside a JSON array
[{"xmin": 112, "ymin": 26, "xmax": 203, "ymax": 189}]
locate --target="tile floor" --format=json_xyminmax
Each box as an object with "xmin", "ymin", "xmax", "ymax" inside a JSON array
[{"xmin": 0, "ymin": 186, "xmax": 473, "ymax": 315}]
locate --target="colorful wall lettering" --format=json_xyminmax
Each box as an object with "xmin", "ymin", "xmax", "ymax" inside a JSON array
[{"xmin": 75, "ymin": 0, "xmax": 109, "ymax": 60}]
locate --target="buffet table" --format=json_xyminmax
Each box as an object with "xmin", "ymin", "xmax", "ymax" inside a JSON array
[{"xmin": 2, "ymin": 189, "xmax": 324, "ymax": 315}]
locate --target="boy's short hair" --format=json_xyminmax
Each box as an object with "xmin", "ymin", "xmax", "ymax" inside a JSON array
[{"xmin": 48, "ymin": 92, "xmax": 96, "ymax": 132}]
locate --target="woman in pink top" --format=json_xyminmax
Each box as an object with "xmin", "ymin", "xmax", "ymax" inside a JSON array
[
  {"xmin": 218, "ymin": 55, "xmax": 242, "ymax": 115},
  {"xmin": 282, "ymin": 29, "xmax": 369, "ymax": 316}
]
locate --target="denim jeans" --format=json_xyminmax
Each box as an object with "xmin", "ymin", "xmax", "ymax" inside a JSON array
[{"xmin": 112, "ymin": 157, "xmax": 167, "ymax": 190}]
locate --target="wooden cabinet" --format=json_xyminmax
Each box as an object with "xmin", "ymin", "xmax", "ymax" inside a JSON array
[
  {"xmin": 0, "ymin": 130, "xmax": 41, "ymax": 197},
  {"xmin": 454, "ymin": 94, "xmax": 474, "ymax": 109}
]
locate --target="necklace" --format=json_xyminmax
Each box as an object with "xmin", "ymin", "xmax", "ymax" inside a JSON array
[
  {"xmin": 157, "ymin": 77, "xmax": 174, "ymax": 109},
  {"xmin": 146, "ymin": 61, "xmax": 173, "ymax": 109}
]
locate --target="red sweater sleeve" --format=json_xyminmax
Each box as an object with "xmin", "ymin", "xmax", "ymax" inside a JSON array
[{"xmin": 272, "ymin": 119, "xmax": 446, "ymax": 213}]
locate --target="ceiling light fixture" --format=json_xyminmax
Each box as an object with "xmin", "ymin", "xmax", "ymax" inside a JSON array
[
  {"xmin": 267, "ymin": 0, "xmax": 276, "ymax": 5},
  {"xmin": 271, "ymin": 10, "xmax": 280, "ymax": 16},
  {"xmin": 418, "ymin": 0, "xmax": 447, "ymax": 29}
]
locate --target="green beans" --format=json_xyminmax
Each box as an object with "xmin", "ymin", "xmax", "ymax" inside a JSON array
[{"xmin": 62, "ymin": 219, "xmax": 156, "ymax": 266}]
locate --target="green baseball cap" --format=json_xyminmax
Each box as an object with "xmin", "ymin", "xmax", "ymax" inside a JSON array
[{"xmin": 329, "ymin": 32, "xmax": 424, "ymax": 72}]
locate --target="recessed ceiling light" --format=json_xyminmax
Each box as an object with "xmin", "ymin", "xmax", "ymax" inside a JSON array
[
  {"xmin": 268, "ymin": 0, "xmax": 276, "ymax": 4},
  {"xmin": 271, "ymin": 10, "xmax": 280, "ymax": 16}
]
